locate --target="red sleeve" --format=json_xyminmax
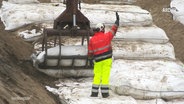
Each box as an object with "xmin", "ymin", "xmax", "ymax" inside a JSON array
[
  {"xmin": 106, "ymin": 24, "xmax": 118, "ymax": 40},
  {"xmin": 88, "ymin": 39, "xmax": 93, "ymax": 57},
  {"xmin": 110, "ymin": 24, "xmax": 118, "ymax": 36}
]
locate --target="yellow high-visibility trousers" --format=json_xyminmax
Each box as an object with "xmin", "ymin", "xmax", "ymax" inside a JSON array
[{"xmin": 92, "ymin": 58, "xmax": 112, "ymax": 86}]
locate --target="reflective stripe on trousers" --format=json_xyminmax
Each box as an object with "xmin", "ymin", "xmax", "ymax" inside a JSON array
[
  {"xmin": 91, "ymin": 84, "xmax": 99, "ymax": 93},
  {"xmin": 101, "ymin": 85, "xmax": 109, "ymax": 94}
]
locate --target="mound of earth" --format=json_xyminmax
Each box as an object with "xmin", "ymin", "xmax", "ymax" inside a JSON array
[{"xmin": 0, "ymin": 14, "xmax": 60, "ymax": 104}]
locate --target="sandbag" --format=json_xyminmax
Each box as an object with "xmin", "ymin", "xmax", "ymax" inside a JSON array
[
  {"xmin": 8, "ymin": 0, "xmax": 39, "ymax": 4},
  {"xmin": 112, "ymin": 26, "xmax": 169, "ymax": 43},
  {"xmin": 31, "ymin": 45, "xmax": 93, "ymax": 78},
  {"xmin": 36, "ymin": 45, "xmax": 88, "ymax": 66},
  {"xmin": 170, "ymin": 0, "xmax": 184, "ymax": 25},
  {"xmin": 137, "ymin": 99, "xmax": 184, "ymax": 104},
  {"xmin": 100, "ymin": 0, "xmax": 137, "ymax": 4},
  {"xmin": 0, "ymin": 1, "xmax": 152, "ymax": 30},
  {"xmin": 0, "ymin": 1, "xmax": 64, "ymax": 30},
  {"xmin": 82, "ymin": 4, "xmax": 152, "ymax": 26},
  {"xmin": 110, "ymin": 59, "xmax": 184, "ymax": 100},
  {"xmin": 112, "ymin": 41, "xmax": 175, "ymax": 60},
  {"xmin": 18, "ymin": 29, "xmax": 42, "ymax": 41},
  {"xmin": 137, "ymin": 99, "xmax": 167, "ymax": 104},
  {"xmin": 19, "ymin": 25, "xmax": 168, "ymax": 44},
  {"xmin": 51, "ymin": 0, "xmax": 63, "ymax": 3}
]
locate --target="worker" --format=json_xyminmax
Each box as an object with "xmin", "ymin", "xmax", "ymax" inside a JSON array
[{"xmin": 88, "ymin": 12, "xmax": 119, "ymax": 98}]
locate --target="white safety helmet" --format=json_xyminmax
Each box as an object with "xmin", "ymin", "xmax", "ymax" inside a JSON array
[{"xmin": 95, "ymin": 23, "xmax": 105, "ymax": 32}]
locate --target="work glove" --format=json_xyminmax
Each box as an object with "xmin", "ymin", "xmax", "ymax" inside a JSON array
[
  {"xmin": 89, "ymin": 59, "xmax": 94, "ymax": 67},
  {"xmin": 115, "ymin": 12, "xmax": 120, "ymax": 26},
  {"xmin": 88, "ymin": 57, "xmax": 94, "ymax": 67}
]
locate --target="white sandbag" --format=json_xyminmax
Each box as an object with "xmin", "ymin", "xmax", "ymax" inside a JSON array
[
  {"xmin": 100, "ymin": 0, "xmax": 137, "ymax": 4},
  {"xmin": 83, "ymin": 4, "xmax": 152, "ymax": 26},
  {"xmin": 36, "ymin": 45, "xmax": 88, "ymax": 66},
  {"xmin": 137, "ymin": 99, "xmax": 167, "ymax": 104},
  {"xmin": 0, "ymin": 1, "xmax": 152, "ymax": 30},
  {"xmin": 18, "ymin": 29, "xmax": 42, "ymax": 41},
  {"xmin": 19, "ymin": 25, "xmax": 168, "ymax": 44},
  {"xmin": 170, "ymin": 0, "xmax": 184, "ymax": 25},
  {"xmin": 0, "ymin": 1, "xmax": 64, "ymax": 30},
  {"xmin": 8, "ymin": 0, "xmax": 39, "ymax": 4},
  {"xmin": 113, "ymin": 25, "xmax": 169, "ymax": 43},
  {"xmin": 46, "ymin": 78, "xmax": 138, "ymax": 104},
  {"xmin": 31, "ymin": 46, "xmax": 93, "ymax": 78},
  {"xmin": 112, "ymin": 41, "xmax": 175, "ymax": 60},
  {"xmin": 138, "ymin": 99, "xmax": 184, "ymax": 104},
  {"xmin": 110, "ymin": 59, "xmax": 184, "ymax": 100},
  {"xmin": 51, "ymin": 0, "xmax": 63, "ymax": 3},
  {"xmin": 136, "ymin": 99, "xmax": 184, "ymax": 104}
]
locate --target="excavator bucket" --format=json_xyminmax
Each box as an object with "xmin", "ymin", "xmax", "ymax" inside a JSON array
[{"xmin": 37, "ymin": 0, "xmax": 94, "ymax": 70}]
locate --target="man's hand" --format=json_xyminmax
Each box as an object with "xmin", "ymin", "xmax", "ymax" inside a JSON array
[
  {"xmin": 115, "ymin": 12, "xmax": 119, "ymax": 26},
  {"xmin": 116, "ymin": 12, "xmax": 119, "ymax": 21},
  {"xmin": 89, "ymin": 59, "xmax": 94, "ymax": 67},
  {"xmin": 88, "ymin": 56, "xmax": 94, "ymax": 67}
]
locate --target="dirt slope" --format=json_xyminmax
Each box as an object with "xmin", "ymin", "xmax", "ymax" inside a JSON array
[{"xmin": 0, "ymin": 20, "xmax": 60, "ymax": 104}]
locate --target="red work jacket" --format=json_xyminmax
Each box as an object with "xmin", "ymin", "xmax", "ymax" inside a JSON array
[{"xmin": 88, "ymin": 25, "xmax": 118, "ymax": 62}]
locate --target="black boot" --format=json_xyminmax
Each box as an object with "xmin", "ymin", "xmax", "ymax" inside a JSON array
[
  {"xmin": 101, "ymin": 85, "xmax": 109, "ymax": 98},
  {"xmin": 91, "ymin": 84, "xmax": 99, "ymax": 97},
  {"xmin": 102, "ymin": 93, "xmax": 109, "ymax": 98},
  {"xmin": 90, "ymin": 92, "xmax": 98, "ymax": 97}
]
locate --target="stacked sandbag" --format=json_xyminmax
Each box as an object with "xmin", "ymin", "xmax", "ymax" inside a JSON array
[
  {"xmin": 113, "ymin": 42, "xmax": 175, "ymax": 60},
  {"xmin": 0, "ymin": 1, "xmax": 64, "ymax": 30},
  {"xmin": 110, "ymin": 25, "xmax": 175, "ymax": 60},
  {"xmin": 110, "ymin": 60, "xmax": 184, "ymax": 100},
  {"xmin": 0, "ymin": 1, "xmax": 152, "ymax": 30},
  {"xmin": 32, "ymin": 41, "xmax": 175, "ymax": 78},
  {"xmin": 106, "ymin": 2, "xmax": 184, "ymax": 100},
  {"xmin": 8, "ymin": 0, "xmax": 39, "ymax": 4},
  {"xmin": 29, "ymin": 2, "xmax": 178, "ymax": 79},
  {"xmin": 100, "ymin": 0, "xmax": 137, "ymax": 4},
  {"xmin": 113, "ymin": 26, "xmax": 168, "ymax": 44},
  {"xmin": 51, "ymin": 0, "xmax": 63, "ymax": 3},
  {"xmin": 82, "ymin": 4, "xmax": 152, "ymax": 26},
  {"xmin": 137, "ymin": 99, "xmax": 184, "ymax": 104}
]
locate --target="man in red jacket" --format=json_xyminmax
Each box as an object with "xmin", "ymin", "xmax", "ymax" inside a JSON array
[{"xmin": 88, "ymin": 12, "xmax": 119, "ymax": 98}]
